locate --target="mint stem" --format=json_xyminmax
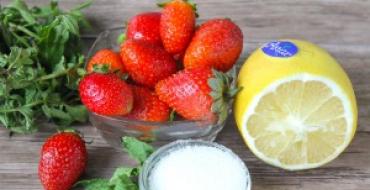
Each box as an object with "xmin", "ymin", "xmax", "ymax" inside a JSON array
[
  {"xmin": 0, "ymin": 100, "xmax": 45, "ymax": 113},
  {"xmin": 9, "ymin": 23, "xmax": 41, "ymax": 40}
]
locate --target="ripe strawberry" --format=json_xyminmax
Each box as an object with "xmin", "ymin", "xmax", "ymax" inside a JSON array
[
  {"xmin": 155, "ymin": 67, "xmax": 238, "ymax": 122},
  {"xmin": 183, "ymin": 18, "xmax": 243, "ymax": 71},
  {"xmin": 120, "ymin": 39, "xmax": 177, "ymax": 87},
  {"xmin": 79, "ymin": 73, "xmax": 133, "ymax": 116},
  {"xmin": 126, "ymin": 12, "xmax": 162, "ymax": 45},
  {"xmin": 39, "ymin": 132, "xmax": 87, "ymax": 190},
  {"xmin": 86, "ymin": 49, "xmax": 125, "ymax": 73},
  {"xmin": 160, "ymin": 0, "xmax": 196, "ymax": 54},
  {"xmin": 126, "ymin": 85, "xmax": 170, "ymax": 122}
]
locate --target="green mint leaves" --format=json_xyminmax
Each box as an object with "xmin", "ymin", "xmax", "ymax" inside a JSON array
[
  {"xmin": 0, "ymin": 0, "xmax": 91, "ymax": 133},
  {"xmin": 76, "ymin": 137, "xmax": 155, "ymax": 190},
  {"xmin": 122, "ymin": 136, "xmax": 155, "ymax": 164},
  {"xmin": 76, "ymin": 179, "xmax": 111, "ymax": 190}
]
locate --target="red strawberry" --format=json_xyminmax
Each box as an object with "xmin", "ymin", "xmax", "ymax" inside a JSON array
[
  {"xmin": 126, "ymin": 85, "xmax": 170, "ymax": 122},
  {"xmin": 160, "ymin": 0, "xmax": 196, "ymax": 54},
  {"xmin": 86, "ymin": 49, "xmax": 125, "ymax": 73},
  {"xmin": 79, "ymin": 73, "xmax": 133, "ymax": 116},
  {"xmin": 183, "ymin": 18, "xmax": 243, "ymax": 71},
  {"xmin": 39, "ymin": 132, "xmax": 87, "ymax": 190},
  {"xmin": 155, "ymin": 67, "xmax": 238, "ymax": 122},
  {"xmin": 126, "ymin": 12, "xmax": 162, "ymax": 45},
  {"xmin": 120, "ymin": 39, "xmax": 177, "ymax": 87}
]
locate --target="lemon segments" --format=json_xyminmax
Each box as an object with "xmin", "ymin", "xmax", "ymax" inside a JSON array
[{"xmin": 234, "ymin": 39, "xmax": 357, "ymax": 170}]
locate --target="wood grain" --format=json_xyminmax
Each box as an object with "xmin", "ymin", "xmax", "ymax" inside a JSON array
[{"xmin": 0, "ymin": 0, "xmax": 370, "ymax": 189}]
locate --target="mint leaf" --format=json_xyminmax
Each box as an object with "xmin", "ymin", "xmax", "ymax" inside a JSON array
[
  {"xmin": 65, "ymin": 105, "xmax": 88, "ymax": 123},
  {"xmin": 75, "ymin": 179, "xmax": 111, "ymax": 190},
  {"xmin": 109, "ymin": 167, "xmax": 139, "ymax": 190},
  {"xmin": 112, "ymin": 175, "xmax": 139, "ymax": 190},
  {"xmin": 42, "ymin": 105, "xmax": 73, "ymax": 126},
  {"xmin": 59, "ymin": 15, "xmax": 79, "ymax": 36},
  {"xmin": 10, "ymin": 0, "xmax": 36, "ymax": 24},
  {"xmin": 110, "ymin": 168, "xmax": 136, "ymax": 184},
  {"xmin": 122, "ymin": 137, "xmax": 155, "ymax": 164}
]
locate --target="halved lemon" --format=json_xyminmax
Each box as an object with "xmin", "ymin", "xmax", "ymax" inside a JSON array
[{"xmin": 234, "ymin": 39, "xmax": 357, "ymax": 170}]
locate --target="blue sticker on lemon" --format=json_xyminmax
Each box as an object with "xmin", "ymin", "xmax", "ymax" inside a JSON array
[{"xmin": 262, "ymin": 41, "xmax": 298, "ymax": 58}]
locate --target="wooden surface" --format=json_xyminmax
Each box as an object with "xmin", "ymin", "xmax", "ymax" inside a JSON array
[{"xmin": 1, "ymin": 0, "xmax": 370, "ymax": 189}]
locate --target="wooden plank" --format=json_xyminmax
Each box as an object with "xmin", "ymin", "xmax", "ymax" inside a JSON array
[{"xmin": 0, "ymin": 0, "xmax": 370, "ymax": 189}]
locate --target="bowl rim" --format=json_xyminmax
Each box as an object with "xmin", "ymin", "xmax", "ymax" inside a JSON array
[
  {"xmin": 89, "ymin": 111, "xmax": 214, "ymax": 127},
  {"xmin": 86, "ymin": 27, "xmax": 238, "ymax": 127}
]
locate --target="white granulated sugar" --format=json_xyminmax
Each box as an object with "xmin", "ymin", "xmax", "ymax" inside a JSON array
[{"xmin": 149, "ymin": 145, "xmax": 248, "ymax": 190}]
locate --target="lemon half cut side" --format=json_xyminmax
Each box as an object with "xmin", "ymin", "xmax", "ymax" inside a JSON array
[{"xmin": 234, "ymin": 39, "xmax": 357, "ymax": 170}]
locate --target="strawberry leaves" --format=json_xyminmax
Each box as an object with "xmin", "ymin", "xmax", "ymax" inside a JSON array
[{"xmin": 208, "ymin": 69, "xmax": 241, "ymax": 124}]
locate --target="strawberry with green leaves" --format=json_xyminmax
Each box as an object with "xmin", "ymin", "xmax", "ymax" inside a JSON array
[
  {"xmin": 39, "ymin": 132, "xmax": 87, "ymax": 190},
  {"xmin": 184, "ymin": 18, "xmax": 243, "ymax": 71},
  {"xmin": 86, "ymin": 49, "xmax": 126, "ymax": 73},
  {"xmin": 155, "ymin": 67, "xmax": 239, "ymax": 123},
  {"xmin": 126, "ymin": 12, "xmax": 162, "ymax": 45},
  {"xmin": 79, "ymin": 73, "xmax": 133, "ymax": 116},
  {"xmin": 159, "ymin": 0, "xmax": 196, "ymax": 54},
  {"xmin": 120, "ymin": 39, "xmax": 177, "ymax": 87}
]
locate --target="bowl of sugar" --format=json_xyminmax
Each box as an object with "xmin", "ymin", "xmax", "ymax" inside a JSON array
[{"xmin": 139, "ymin": 140, "xmax": 251, "ymax": 190}]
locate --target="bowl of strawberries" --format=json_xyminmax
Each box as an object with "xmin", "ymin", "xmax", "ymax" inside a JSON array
[{"xmin": 79, "ymin": 0, "xmax": 244, "ymax": 148}]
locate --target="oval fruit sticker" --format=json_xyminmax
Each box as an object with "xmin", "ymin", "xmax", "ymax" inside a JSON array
[{"xmin": 262, "ymin": 41, "xmax": 298, "ymax": 58}]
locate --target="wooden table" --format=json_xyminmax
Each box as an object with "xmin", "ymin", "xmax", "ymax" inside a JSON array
[{"xmin": 1, "ymin": 0, "xmax": 370, "ymax": 189}]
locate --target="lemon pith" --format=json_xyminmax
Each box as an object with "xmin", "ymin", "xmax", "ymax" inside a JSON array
[{"xmin": 234, "ymin": 39, "xmax": 357, "ymax": 170}]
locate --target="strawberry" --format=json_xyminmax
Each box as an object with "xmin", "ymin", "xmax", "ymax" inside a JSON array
[
  {"xmin": 39, "ymin": 132, "xmax": 87, "ymax": 190},
  {"xmin": 183, "ymin": 18, "xmax": 243, "ymax": 72},
  {"xmin": 86, "ymin": 49, "xmax": 125, "ymax": 73},
  {"xmin": 126, "ymin": 85, "xmax": 170, "ymax": 122},
  {"xmin": 155, "ymin": 67, "xmax": 239, "ymax": 123},
  {"xmin": 160, "ymin": 0, "xmax": 196, "ymax": 54},
  {"xmin": 120, "ymin": 39, "xmax": 177, "ymax": 87},
  {"xmin": 126, "ymin": 12, "xmax": 162, "ymax": 45},
  {"xmin": 79, "ymin": 73, "xmax": 133, "ymax": 116},
  {"xmin": 124, "ymin": 86, "xmax": 170, "ymax": 133}
]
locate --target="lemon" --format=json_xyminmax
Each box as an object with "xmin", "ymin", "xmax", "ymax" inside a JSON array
[{"xmin": 234, "ymin": 39, "xmax": 357, "ymax": 170}]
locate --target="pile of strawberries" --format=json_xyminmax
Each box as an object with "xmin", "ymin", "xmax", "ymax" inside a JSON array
[
  {"xmin": 79, "ymin": 0, "xmax": 243, "ymax": 125},
  {"xmin": 38, "ymin": 1, "xmax": 243, "ymax": 190}
]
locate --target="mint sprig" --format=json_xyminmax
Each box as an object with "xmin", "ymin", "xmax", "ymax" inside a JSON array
[
  {"xmin": 0, "ymin": 0, "xmax": 91, "ymax": 133},
  {"xmin": 75, "ymin": 137, "xmax": 155, "ymax": 190}
]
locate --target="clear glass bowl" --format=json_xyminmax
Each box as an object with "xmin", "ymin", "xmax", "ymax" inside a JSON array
[
  {"xmin": 139, "ymin": 140, "xmax": 252, "ymax": 190},
  {"xmin": 87, "ymin": 28, "xmax": 237, "ymax": 148}
]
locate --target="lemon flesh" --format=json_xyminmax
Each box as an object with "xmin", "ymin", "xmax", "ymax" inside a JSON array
[{"xmin": 234, "ymin": 40, "xmax": 357, "ymax": 170}]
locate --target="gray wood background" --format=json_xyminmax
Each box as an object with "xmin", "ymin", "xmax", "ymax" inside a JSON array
[{"xmin": 0, "ymin": 0, "xmax": 370, "ymax": 189}]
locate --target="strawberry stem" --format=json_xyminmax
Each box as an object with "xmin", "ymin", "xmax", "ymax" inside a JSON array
[
  {"xmin": 92, "ymin": 64, "xmax": 110, "ymax": 74},
  {"xmin": 157, "ymin": 1, "xmax": 170, "ymax": 8},
  {"xmin": 117, "ymin": 33, "xmax": 126, "ymax": 44}
]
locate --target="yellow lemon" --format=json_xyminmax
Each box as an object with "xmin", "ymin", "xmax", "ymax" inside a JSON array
[{"xmin": 234, "ymin": 39, "xmax": 357, "ymax": 170}]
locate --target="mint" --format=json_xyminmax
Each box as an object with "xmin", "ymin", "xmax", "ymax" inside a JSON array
[
  {"xmin": 75, "ymin": 137, "xmax": 155, "ymax": 190},
  {"xmin": 0, "ymin": 0, "xmax": 91, "ymax": 133},
  {"xmin": 122, "ymin": 136, "xmax": 155, "ymax": 164}
]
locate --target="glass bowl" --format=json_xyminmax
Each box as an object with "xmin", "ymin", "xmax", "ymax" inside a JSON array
[
  {"xmin": 139, "ymin": 140, "xmax": 252, "ymax": 190},
  {"xmin": 87, "ymin": 27, "xmax": 237, "ymax": 148}
]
